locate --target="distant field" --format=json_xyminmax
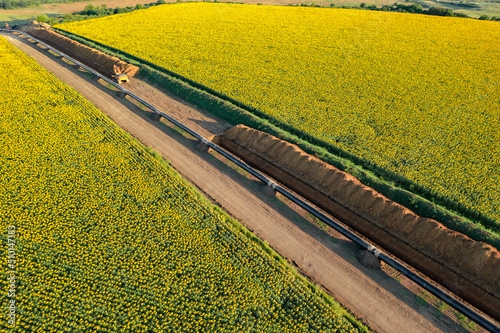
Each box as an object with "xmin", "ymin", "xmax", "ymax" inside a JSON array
[
  {"xmin": 422, "ymin": 0, "xmax": 500, "ymax": 18},
  {"xmin": 0, "ymin": 35, "xmax": 358, "ymax": 332},
  {"xmin": 0, "ymin": 0, "xmax": 152, "ymax": 25},
  {"xmin": 57, "ymin": 3, "xmax": 500, "ymax": 228}
]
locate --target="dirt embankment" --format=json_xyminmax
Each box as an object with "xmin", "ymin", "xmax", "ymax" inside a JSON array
[
  {"xmin": 216, "ymin": 124, "xmax": 500, "ymax": 321},
  {"xmin": 19, "ymin": 23, "xmax": 139, "ymax": 78}
]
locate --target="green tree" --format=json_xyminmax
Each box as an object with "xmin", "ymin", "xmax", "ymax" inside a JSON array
[
  {"xmin": 478, "ymin": 15, "xmax": 490, "ymax": 20},
  {"xmin": 428, "ymin": 6, "xmax": 454, "ymax": 16},
  {"xmin": 4, "ymin": 0, "xmax": 13, "ymax": 10},
  {"xmin": 82, "ymin": 4, "xmax": 97, "ymax": 15},
  {"xmin": 61, "ymin": 13, "xmax": 74, "ymax": 23},
  {"xmin": 36, "ymin": 14, "xmax": 49, "ymax": 23},
  {"xmin": 408, "ymin": 4, "xmax": 423, "ymax": 13},
  {"xmin": 48, "ymin": 17, "xmax": 58, "ymax": 26}
]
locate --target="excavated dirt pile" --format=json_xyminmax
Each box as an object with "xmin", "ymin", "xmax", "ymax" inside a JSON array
[
  {"xmin": 20, "ymin": 22, "xmax": 139, "ymax": 78},
  {"xmin": 217, "ymin": 124, "xmax": 500, "ymax": 320}
]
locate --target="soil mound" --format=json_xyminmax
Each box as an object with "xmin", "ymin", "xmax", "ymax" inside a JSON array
[
  {"xmin": 20, "ymin": 22, "xmax": 139, "ymax": 78},
  {"xmin": 220, "ymin": 124, "xmax": 500, "ymax": 298},
  {"xmin": 356, "ymin": 250, "xmax": 381, "ymax": 270}
]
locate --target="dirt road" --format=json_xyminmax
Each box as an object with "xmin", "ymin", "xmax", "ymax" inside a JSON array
[{"xmin": 2, "ymin": 32, "xmax": 474, "ymax": 333}]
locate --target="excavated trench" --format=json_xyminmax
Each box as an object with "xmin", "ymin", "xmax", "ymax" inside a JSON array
[
  {"xmin": 20, "ymin": 22, "xmax": 139, "ymax": 78},
  {"xmin": 215, "ymin": 124, "xmax": 500, "ymax": 321}
]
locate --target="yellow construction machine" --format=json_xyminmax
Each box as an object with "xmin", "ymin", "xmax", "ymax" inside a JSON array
[{"xmin": 113, "ymin": 65, "xmax": 129, "ymax": 84}]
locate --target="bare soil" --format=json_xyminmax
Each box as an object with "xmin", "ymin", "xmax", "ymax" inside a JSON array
[{"xmin": 1, "ymin": 31, "xmax": 490, "ymax": 333}]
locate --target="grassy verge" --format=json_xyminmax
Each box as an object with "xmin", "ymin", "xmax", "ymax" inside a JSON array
[{"xmin": 53, "ymin": 27, "xmax": 500, "ymax": 250}]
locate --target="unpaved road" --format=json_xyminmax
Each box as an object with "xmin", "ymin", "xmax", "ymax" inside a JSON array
[{"xmin": 2, "ymin": 32, "xmax": 475, "ymax": 333}]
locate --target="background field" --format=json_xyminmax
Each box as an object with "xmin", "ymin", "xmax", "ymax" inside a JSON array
[
  {"xmin": 56, "ymin": 3, "xmax": 500, "ymax": 230},
  {"xmin": 0, "ymin": 35, "xmax": 359, "ymax": 332}
]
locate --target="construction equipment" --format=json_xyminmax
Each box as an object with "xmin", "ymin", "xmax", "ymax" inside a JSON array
[{"xmin": 113, "ymin": 65, "xmax": 129, "ymax": 84}]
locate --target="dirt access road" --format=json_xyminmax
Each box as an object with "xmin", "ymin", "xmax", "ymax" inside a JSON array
[{"xmin": 1, "ymin": 32, "xmax": 477, "ymax": 333}]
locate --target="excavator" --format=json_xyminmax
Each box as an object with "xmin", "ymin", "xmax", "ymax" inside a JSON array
[{"xmin": 113, "ymin": 65, "xmax": 129, "ymax": 84}]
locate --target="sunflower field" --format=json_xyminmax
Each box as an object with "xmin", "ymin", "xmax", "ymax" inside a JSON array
[
  {"xmin": 56, "ymin": 3, "xmax": 500, "ymax": 227},
  {"xmin": 0, "ymin": 36, "xmax": 358, "ymax": 332}
]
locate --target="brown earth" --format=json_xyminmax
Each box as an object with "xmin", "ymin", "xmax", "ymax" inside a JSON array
[
  {"xmin": 218, "ymin": 124, "xmax": 500, "ymax": 321},
  {"xmin": 20, "ymin": 23, "xmax": 139, "ymax": 77},
  {"xmin": 1, "ymin": 31, "xmax": 494, "ymax": 332}
]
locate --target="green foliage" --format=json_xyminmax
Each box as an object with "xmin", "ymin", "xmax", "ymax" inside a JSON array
[
  {"xmin": 292, "ymin": 1, "xmax": 476, "ymax": 19},
  {"xmin": 36, "ymin": 14, "xmax": 48, "ymax": 22},
  {"xmin": 440, "ymin": 0, "xmax": 479, "ymax": 8},
  {"xmin": 427, "ymin": 6, "xmax": 454, "ymax": 16},
  {"xmin": 2, "ymin": 0, "xmax": 12, "ymax": 9},
  {"xmin": 479, "ymin": 14, "xmax": 490, "ymax": 20},
  {"xmin": 81, "ymin": 4, "xmax": 111, "ymax": 16}
]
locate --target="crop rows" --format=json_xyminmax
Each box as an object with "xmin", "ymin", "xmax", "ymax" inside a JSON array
[
  {"xmin": 0, "ymin": 36, "xmax": 357, "ymax": 332},
  {"xmin": 57, "ymin": 3, "xmax": 500, "ymax": 226}
]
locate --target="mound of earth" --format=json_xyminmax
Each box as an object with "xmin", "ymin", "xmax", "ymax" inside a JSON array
[
  {"xmin": 217, "ymin": 125, "xmax": 500, "ymax": 311},
  {"xmin": 20, "ymin": 22, "xmax": 139, "ymax": 77}
]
